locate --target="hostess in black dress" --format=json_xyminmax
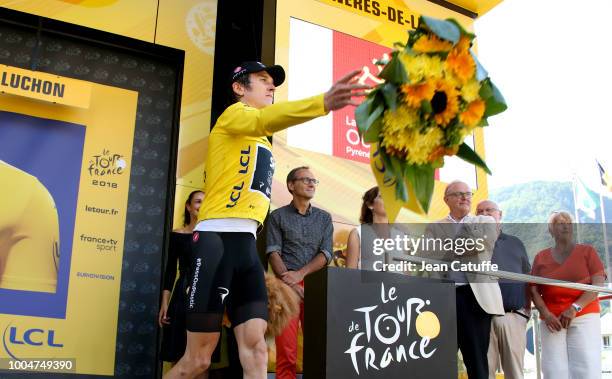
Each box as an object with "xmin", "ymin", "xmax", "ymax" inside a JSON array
[{"xmin": 159, "ymin": 232, "xmax": 192, "ymax": 362}]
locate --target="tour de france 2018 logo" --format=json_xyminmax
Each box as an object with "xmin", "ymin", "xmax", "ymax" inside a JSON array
[
  {"xmin": 344, "ymin": 282, "xmax": 440, "ymax": 375},
  {"xmin": 87, "ymin": 149, "xmax": 127, "ymax": 190}
]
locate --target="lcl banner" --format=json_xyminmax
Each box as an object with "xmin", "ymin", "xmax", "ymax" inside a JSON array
[{"xmin": 304, "ymin": 267, "xmax": 457, "ymax": 378}]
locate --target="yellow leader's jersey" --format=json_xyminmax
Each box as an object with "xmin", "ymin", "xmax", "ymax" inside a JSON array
[
  {"xmin": 0, "ymin": 161, "xmax": 59, "ymax": 292},
  {"xmin": 199, "ymin": 94, "xmax": 327, "ymax": 225}
]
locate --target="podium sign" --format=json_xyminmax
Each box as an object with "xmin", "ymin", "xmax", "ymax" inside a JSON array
[{"xmin": 304, "ymin": 267, "xmax": 457, "ymax": 378}]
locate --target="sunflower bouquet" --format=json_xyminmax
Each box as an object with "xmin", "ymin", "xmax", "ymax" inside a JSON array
[{"xmin": 356, "ymin": 16, "xmax": 506, "ymax": 214}]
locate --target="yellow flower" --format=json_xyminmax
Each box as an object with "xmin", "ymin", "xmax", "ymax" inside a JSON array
[
  {"xmin": 432, "ymin": 80, "xmax": 460, "ymax": 127},
  {"xmin": 412, "ymin": 34, "xmax": 453, "ymax": 53},
  {"xmin": 401, "ymin": 81, "xmax": 435, "ymax": 108},
  {"xmin": 382, "ymin": 126, "xmax": 444, "ymax": 165},
  {"xmin": 445, "ymin": 48, "xmax": 475, "ymax": 84},
  {"xmin": 382, "ymin": 106, "xmax": 420, "ymax": 131},
  {"xmin": 407, "ymin": 127, "xmax": 444, "ymax": 165},
  {"xmin": 399, "ymin": 53, "xmax": 444, "ymax": 83},
  {"xmin": 461, "ymin": 79, "xmax": 481, "ymax": 102},
  {"xmin": 459, "ymin": 99, "xmax": 486, "ymax": 127}
]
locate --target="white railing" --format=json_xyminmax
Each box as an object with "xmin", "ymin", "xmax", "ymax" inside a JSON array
[
  {"xmin": 393, "ymin": 255, "xmax": 612, "ymax": 379},
  {"xmin": 393, "ymin": 255, "xmax": 612, "ymax": 294}
]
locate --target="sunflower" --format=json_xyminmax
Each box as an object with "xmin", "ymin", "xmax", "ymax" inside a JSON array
[
  {"xmin": 400, "ymin": 80, "xmax": 435, "ymax": 108},
  {"xmin": 459, "ymin": 99, "xmax": 486, "ymax": 127},
  {"xmin": 431, "ymin": 80, "xmax": 460, "ymax": 127},
  {"xmin": 412, "ymin": 34, "xmax": 453, "ymax": 53},
  {"xmin": 399, "ymin": 53, "xmax": 444, "ymax": 83},
  {"xmin": 445, "ymin": 48, "xmax": 476, "ymax": 84}
]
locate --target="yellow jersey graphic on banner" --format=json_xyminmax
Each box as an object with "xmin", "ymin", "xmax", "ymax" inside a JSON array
[
  {"xmin": 199, "ymin": 94, "xmax": 327, "ymax": 224},
  {"xmin": 0, "ymin": 161, "xmax": 59, "ymax": 292}
]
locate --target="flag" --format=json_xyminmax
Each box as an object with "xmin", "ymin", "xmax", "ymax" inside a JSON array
[
  {"xmin": 575, "ymin": 177, "xmax": 598, "ymax": 220},
  {"xmin": 597, "ymin": 160, "xmax": 612, "ymax": 192}
]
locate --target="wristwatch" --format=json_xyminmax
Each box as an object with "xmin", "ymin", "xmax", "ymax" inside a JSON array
[{"xmin": 571, "ymin": 303, "xmax": 582, "ymax": 312}]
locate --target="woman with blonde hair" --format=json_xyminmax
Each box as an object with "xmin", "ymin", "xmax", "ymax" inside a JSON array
[{"xmin": 529, "ymin": 211, "xmax": 606, "ymax": 378}]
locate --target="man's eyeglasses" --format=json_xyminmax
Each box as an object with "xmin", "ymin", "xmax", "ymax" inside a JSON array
[
  {"xmin": 293, "ymin": 177, "xmax": 319, "ymax": 185},
  {"xmin": 446, "ymin": 191, "xmax": 473, "ymax": 198}
]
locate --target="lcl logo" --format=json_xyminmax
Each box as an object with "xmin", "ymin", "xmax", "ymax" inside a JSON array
[{"xmin": 2, "ymin": 324, "xmax": 63, "ymax": 359}]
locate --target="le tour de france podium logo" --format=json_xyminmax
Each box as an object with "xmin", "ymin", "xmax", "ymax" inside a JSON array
[
  {"xmin": 344, "ymin": 282, "xmax": 441, "ymax": 375},
  {"xmin": 87, "ymin": 148, "xmax": 127, "ymax": 190}
]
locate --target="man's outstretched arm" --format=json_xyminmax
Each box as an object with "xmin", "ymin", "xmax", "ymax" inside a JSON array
[{"xmin": 220, "ymin": 69, "xmax": 370, "ymax": 137}]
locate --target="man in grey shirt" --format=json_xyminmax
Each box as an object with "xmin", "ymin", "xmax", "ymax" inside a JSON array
[{"xmin": 266, "ymin": 166, "xmax": 332, "ymax": 379}]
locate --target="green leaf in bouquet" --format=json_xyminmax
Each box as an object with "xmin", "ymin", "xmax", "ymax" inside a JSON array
[
  {"xmin": 483, "ymin": 81, "xmax": 507, "ymax": 117},
  {"xmin": 405, "ymin": 164, "xmax": 435, "ymax": 213},
  {"xmin": 355, "ymin": 97, "xmax": 373, "ymax": 135},
  {"xmin": 421, "ymin": 99, "xmax": 433, "ymax": 114},
  {"xmin": 379, "ymin": 148, "xmax": 397, "ymax": 184},
  {"xmin": 479, "ymin": 78, "xmax": 493, "ymax": 99},
  {"xmin": 446, "ymin": 19, "xmax": 476, "ymax": 40},
  {"xmin": 389, "ymin": 155, "xmax": 405, "ymax": 181},
  {"xmin": 363, "ymin": 117, "xmax": 382, "ymax": 143},
  {"xmin": 369, "ymin": 103, "xmax": 384, "ymax": 126},
  {"xmin": 356, "ymin": 93, "xmax": 384, "ymax": 135},
  {"xmin": 391, "ymin": 156, "xmax": 409, "ymax": 202},
  {"xmin": 490, "ymin": 81, "xmax": 506, "ymax": 105},
  {"xmin": 383, "ymin": 170, "xmax": 395, "ymax": 186},
  {"xmin": 379, "ymin": 54, "xmax": 409, "ymax": 85},
  {"xmin": 421, "ymin": 16, "xmax": 460, "ymax": 44},
  {"xmin": 456, "ymin": 142, "xmax": 492, "ymax": 175},
  {"xmin": 395, "ymin": 178, "xmax": 409, "ymax": 202},
  {"xmin": 471, "ymin": 51, "xmax": 488, "ymax": 82},
  {"xmin": 381, "ymin": 83, "xmax": 398, "ymax": 111},
  {"xmin": 484, "ymin": 97, "xmax": 507, "ymax": 117}
]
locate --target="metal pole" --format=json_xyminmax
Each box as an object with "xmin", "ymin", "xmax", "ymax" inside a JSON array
[
  {"xmin": 572, "ymin": 174, "xmax": 582, "ymax": 243},
  {"xmin": 598, "ymin": 190, "xmax": 611, "ymax": 282},
  {"xmin": 532, "ymin": 310, "xmax": 542, "ymax": 379}
]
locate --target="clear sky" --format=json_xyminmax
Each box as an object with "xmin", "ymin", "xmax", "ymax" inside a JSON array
[{"xmin": 474, "ymin": 0, "xmax": 612, "ymax": 190}]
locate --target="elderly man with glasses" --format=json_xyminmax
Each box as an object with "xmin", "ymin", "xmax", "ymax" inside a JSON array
[
  {"xmin": 420, "ymin": 180, "xmax": 504, "ymax": 379},
  {"xmin": 476, "ymin": 200, "xmax": 531, "ymax": 379},
  {"xmin": 266, "ymin": 165, "xmax": 333, "ymax": 379}
]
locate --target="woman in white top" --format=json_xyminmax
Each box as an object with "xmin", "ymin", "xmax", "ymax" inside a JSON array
[{"xmin": 346, "ymin": 186, "xmax": 400, "ymax": 270}]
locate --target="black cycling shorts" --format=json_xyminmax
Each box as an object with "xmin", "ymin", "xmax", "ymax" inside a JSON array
[{"xmin": 185, "ymin": 231, "xmax": 268, "ymax": 332}]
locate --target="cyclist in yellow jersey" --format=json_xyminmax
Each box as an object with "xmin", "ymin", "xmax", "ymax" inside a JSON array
[
  {"xmin": 165, "ymin": 62, "xmax": 369, "ymax": 379},
  {"xmin": 0, "ymin": 161, "xmax": 59, "ymax": 292}
]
